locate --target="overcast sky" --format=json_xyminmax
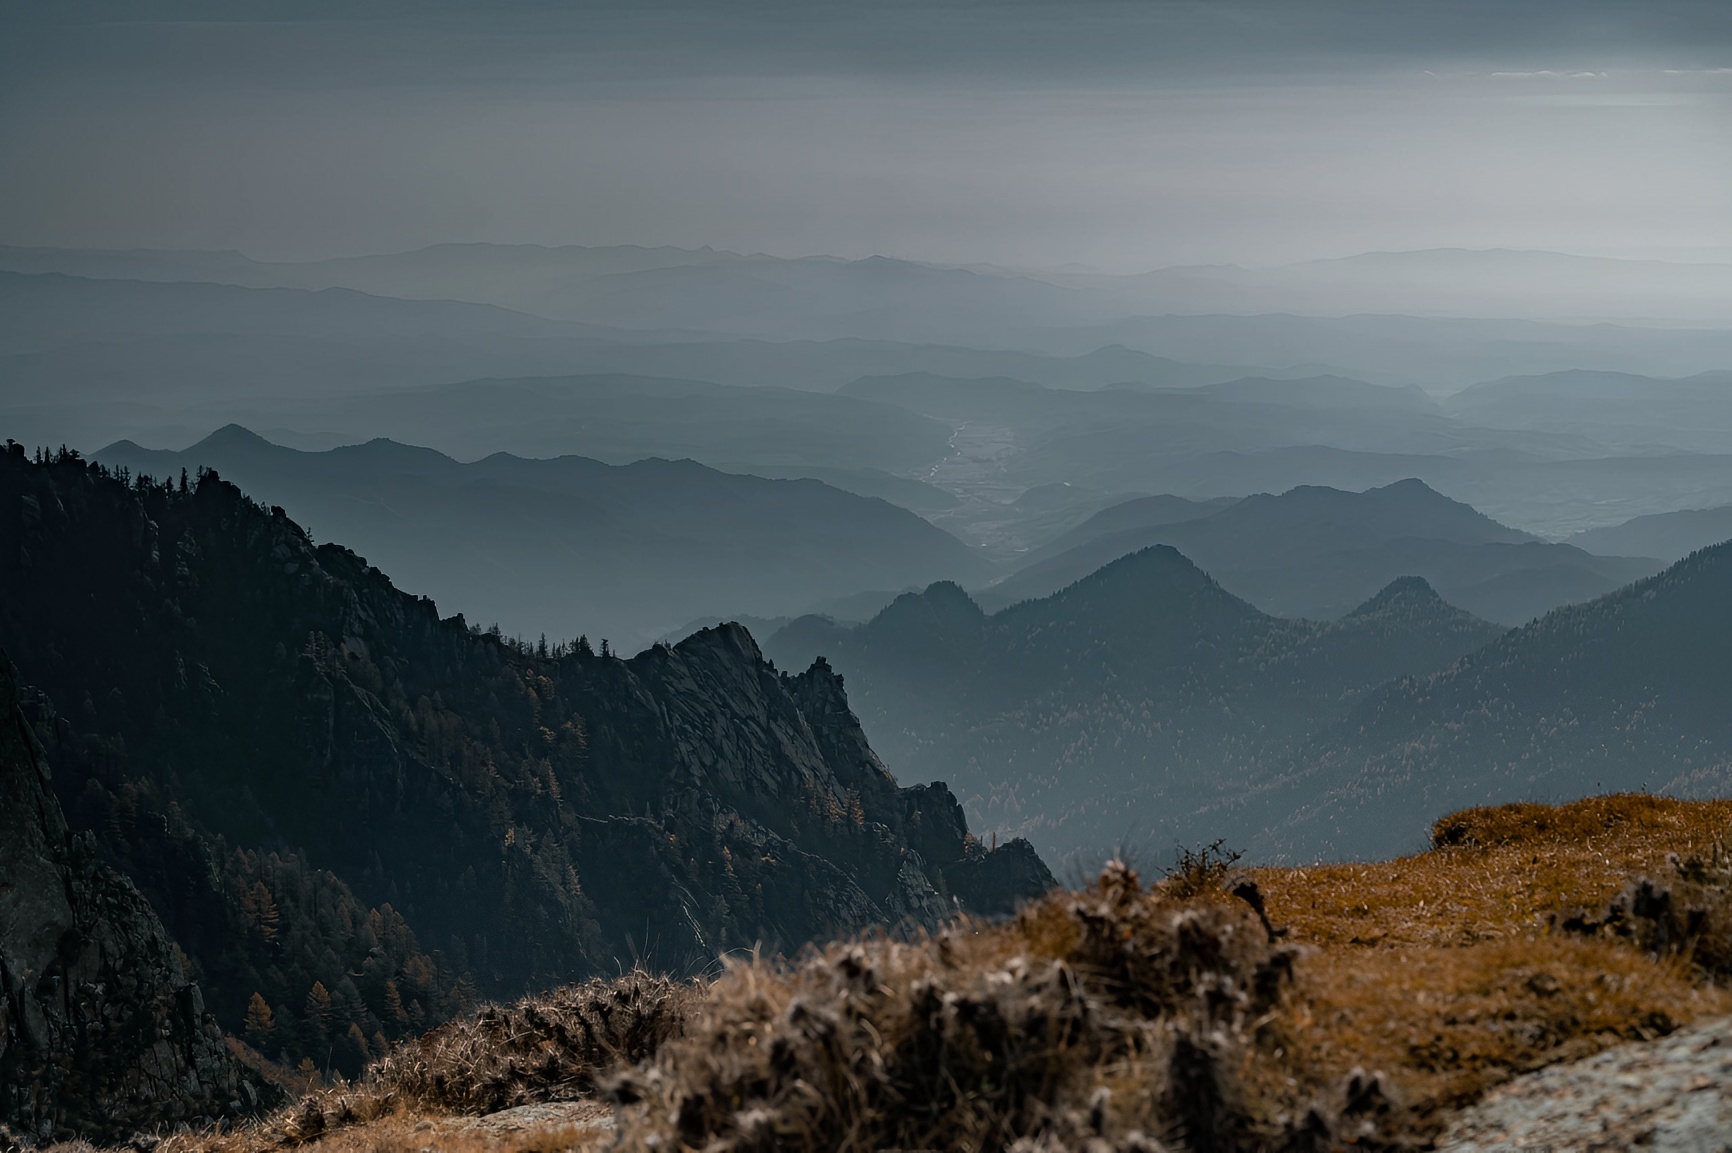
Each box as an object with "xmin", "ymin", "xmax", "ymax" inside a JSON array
[{"xmin": 3, "ymin": 1, "xmax": 1730, "ymax": 269}]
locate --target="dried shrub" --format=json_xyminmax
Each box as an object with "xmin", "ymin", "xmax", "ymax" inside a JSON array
[
  {"xmin": 180, "ymin": 971, "xmax": 696, "ymax": 1151},
  {"xmin": 611, "ymin": 863, "xmax": 1315, "ymax": 1153},
  {"xmin": 367, "ymin": 971, "xmax": 695, "ymax": 1113},
  {"xmin": 1157, "ymin": 840, "xmax": 1243, "ymax": 903}
]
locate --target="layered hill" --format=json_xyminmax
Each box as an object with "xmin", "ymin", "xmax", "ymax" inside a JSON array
[
  {"xmin": 245, "ymin": 373, "xmax": 954, "ymax": 474},
  {"xmin": 1445, "ymin": 369, "xmax": 1732, "ymax": 455},
  {"xmin": 983, "ymin": 479, "xmax": 1661, "ymax": 624},
  {"xmin": 96, "ymin": 426, "xmax": 986, "ymax": 651},
  {"xmin": 1013, "ymin": 493, "xmax": 1241, "ymax": 567},
  {"xmin": 1266, "ymin": 540, "xmax": 1732, "ymax": 860},
  {"xmin": 765, "ymin": 547, "xmax": 1505, "ymax": 862},
  {"xmin": 1570, "ymin": 503, "xmax": 1732, "ymax": 563},
  {"xmin": 0, "ymin": 445, "xmax": 1048, "ymax": 1085}
]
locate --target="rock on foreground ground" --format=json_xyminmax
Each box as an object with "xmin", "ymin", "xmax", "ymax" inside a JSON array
[{"xmin": 1440, "ymin": 1015, "xmax": 1732, "ymax": 1152}]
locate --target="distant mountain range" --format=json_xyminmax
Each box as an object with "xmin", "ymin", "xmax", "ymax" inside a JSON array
[
  {"xmin": 981, "ymin": 479, "xmax": 1662, "ymax": 625},
  {"xmin": 1110, "ymin": 248, "xmax": 1732, "ymax": 325},
  {"xmin": 768, "ymin": 526, "xmax": 1732, "ymax": 865},
  {"xmin": 1569, "ymin": 504, "xmax": 1732, "ymax": 563},
  {"xmin": 247, "ymin": 372, "xmax": 956, "ymax": 474},
  {"xmin": 9, "ymin": 246, "xmax": 1732, "ymax": 555},
  {"xmin": 1263, "ymin": 540, "xmax": 1732, "ymax": 860},
  {"xmin": 832, "ymin": 369, "xmax": 1732, "ymax": 541},
  {"xmin": 1445, "ymin": 369, "xmax": 1732, "ymax": 456},
  {"xmin": 96, "ymin": 426, "xmax": 989, "ymax": 652},
  {"xmin": 764, "ymin": 547, "xmax": 1506, "ymax": 864},
  {"xmin": 0, "ymin": 446, "xmax": 1048, "ymax": 1084},
  {"xmin": 9, "ymin": 245, "xmax": 1732, "ymax": 384},
  {"xmin": 10, "ymin": 242, "xmax": 1732, "ymax": 330}
]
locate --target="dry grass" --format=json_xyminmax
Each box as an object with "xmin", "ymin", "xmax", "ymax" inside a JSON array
[
  {"xmin": 1259, "ymin": 794, "xmax": 1732, "ymax": 950},
  {"xmin": 155, "ymin": 794, "xmax": 1732, "ymax": 1153},
  {"xmin": 157, "ymin": 972, "xmax": 693, "ymax": 1153}
]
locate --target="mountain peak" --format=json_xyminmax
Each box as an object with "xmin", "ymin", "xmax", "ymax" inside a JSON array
[
  {"xmin": 671, "ymin": 619, "xmax": 766, "ymax": 666},
  {"xmin": 191, "ymin": 423, "xmax": 274, "ymax": 451},
  {"xmin": 1045, "ymin": 544, "xmax": 1246, "ymax": 615},
  {"xmin": 865, "ymin": 580, "xmax": 985, "ymax": 639},
  {"xmin": 1346, "ymin": 575, "xmax": 1449, "ymax": 618}
]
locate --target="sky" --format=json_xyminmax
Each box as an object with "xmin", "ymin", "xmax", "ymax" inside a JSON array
[{"xmin": 2, "ymin": 1, "xmax": 1730, "ymax": 270}]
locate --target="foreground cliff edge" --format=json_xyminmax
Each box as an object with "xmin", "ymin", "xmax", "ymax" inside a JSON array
[{"xmin": 83, "ymin": 794, "xmax": 1724, "ymax": 1153}]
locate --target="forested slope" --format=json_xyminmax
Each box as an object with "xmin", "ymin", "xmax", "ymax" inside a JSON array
[{"xmin": 0, "ymin": 445, "xmax": 1048, "ymax": 1081}]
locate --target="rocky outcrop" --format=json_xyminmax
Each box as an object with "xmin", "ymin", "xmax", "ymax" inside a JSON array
[
  {"xmin": 0, "ymin": 654, "xmax": 270, "ymax": 1144},
  {"xmin": 1439, "ymin": 1015, "xmax": 1732, "ymax": 1151}
]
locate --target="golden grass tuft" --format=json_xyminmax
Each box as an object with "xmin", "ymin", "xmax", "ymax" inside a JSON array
[{"xmin": 161, "ymin": 795, "xmax": 1732, "ymax": 1153}]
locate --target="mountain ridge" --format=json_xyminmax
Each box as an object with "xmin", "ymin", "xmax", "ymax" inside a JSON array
[
  {"xmin": 1261, "ymin": 539, "xmax": 1732, "ymax": 860},
  {"xmin": 766, "ymin": 545, "xmax": 1506, "ymax": 862},
  {"xmin": 0, "ymin": 444, "xmax": 1050, "ymax": 1086},
  {"xmin": 981, "ymin": 478, "xmax": 1658, "ymax": 624},
  {"xmin": 96, "ymin": 425, "xmax": 986, "ymax": 650}
]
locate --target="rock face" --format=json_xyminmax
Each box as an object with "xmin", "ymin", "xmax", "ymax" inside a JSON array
[
  {"xmin": 0, "ymin": 655, "xmax": 269, "ymax": 1144},
  {"xmin": 0, "ymin": 447, "xmax": 1054, "ymax": 1085}
]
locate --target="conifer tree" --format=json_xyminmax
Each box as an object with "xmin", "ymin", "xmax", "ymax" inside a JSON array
[
  {"xmin": 243, "ymin": 992, "xmax": 276, "ymax": 1047},
  {"xmin": 241, "ymin": 880, "xmax": 280, "ymax": 942},
  {"xmin": 306, "ymin": 981, "xmax": 334, "ymax": 1034}
]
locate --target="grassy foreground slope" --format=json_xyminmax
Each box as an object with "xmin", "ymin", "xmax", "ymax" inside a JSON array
[{"xmin": 169, "ymin": 794, "xmax": 1732, "ymax": 1153}]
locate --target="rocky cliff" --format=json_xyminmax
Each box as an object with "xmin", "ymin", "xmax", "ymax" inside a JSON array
[
  {"xmin": 0, "ymin": 654, "xmax": 271, "ymax": 1144},
  {"xmin": 0, "ymin": 446, "xmax": 1052, "ymax": 1086}
]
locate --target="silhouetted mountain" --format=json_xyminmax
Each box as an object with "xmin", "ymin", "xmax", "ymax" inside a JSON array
[
  {"xmin": 285, "ymin": 373, "xmax": 953, "ymax": 474},
  {"xmin": 836, "ymin": 371, "xmax": 1648, "ymax": 541},
  {"xmin": 715, "ymin": 464, "xmax": 960, "ymax": 511},
  {"xmin": 1015, "ymin": 493, "xmax": 1240, "ymax": 568},
  {"xmin": 1124, "ymin": 374, "xmax": 1437, "ymax": 413},
  {"xmin": 1444, "ymin": 369, "xmax": 1732, "ymax": 455},
  {"xmin": 981, "ymin": 480, "xmax": 1661, "ymax": 624},
  {"xmin": 1055, "ymin": 313, "xmax": 1732, "ymax": 391},
  {"xmin": 764, "ymin": 547, "xmax": 1503, "ymax": 863},
  {"xmin": 0, "ymin": 249, "xmax": 1280, "ymax": 387},
  {"xmin": 1112, "ymin": 249, "xmax": 1732, "ymax": 324},
  {"xmin": 96, "ymin": 426, "xmax": 987, "ymax": 651},
  {"xmin": 1569, "ymin": 504, "xmax": 1732, "ymax": 563},
  {"xmin": 1268, "ymin": 541, "xmax": 1732, "ymax": 861},
  {"xmin": 14, "ymin": 243, "xmax": 1732, "ymax": 337},
  {"xmin": 3, "ymin": 245, "xmax": 1106, "ymax": 346},
  {"xmin": 0, "ymin": 269, "xmax": 661, "ymax": 452},
  {"xmin": 841, "ymin": 371, "xmax": 1431, "ymax": 424},
  {"xmin": 0, "ymin": 446, "xmax": 1049, "ymax": 1080},
  {"xmin": 0, "ymin": 270, "xmax": 572, "ymax": 358}
]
